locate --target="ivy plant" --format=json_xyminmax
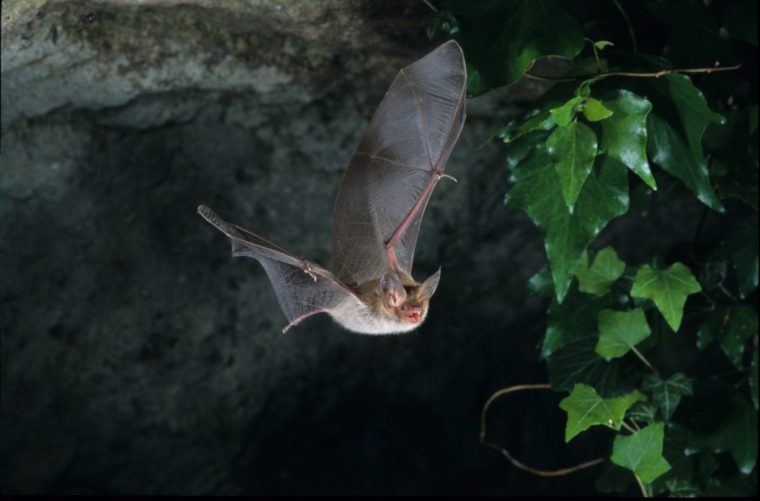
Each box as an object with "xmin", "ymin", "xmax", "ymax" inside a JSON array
[{"xmin": 427, "ymin": 0, "xmax": 757, "ymax": 496}]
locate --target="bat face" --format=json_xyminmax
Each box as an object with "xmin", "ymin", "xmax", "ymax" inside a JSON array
[{"xmin": 198, "ymin": 41, "xmax": 466, "ymax": 334}]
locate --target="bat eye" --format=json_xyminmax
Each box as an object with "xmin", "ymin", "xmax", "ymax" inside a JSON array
[{"xmin": 400, "ymin": 305, "xmax": 407, "ymax": 312}]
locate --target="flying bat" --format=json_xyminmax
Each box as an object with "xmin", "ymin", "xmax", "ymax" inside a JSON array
[{"xmin": 198, "ymin": 40, "xmax": 466, "ymax": 334}]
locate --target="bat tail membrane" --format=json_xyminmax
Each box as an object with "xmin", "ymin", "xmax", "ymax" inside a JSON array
[{"xmin": 198, "ymin": 204, "xmax": 361, "ymax": 331}]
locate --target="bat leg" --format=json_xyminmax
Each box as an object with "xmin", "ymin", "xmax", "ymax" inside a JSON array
[
  {"xmin": 302, "ymin": 260, "xmax": 318, "ymax": 282},
  {"xmin": 281, "ymin": 309, "xmax": 327, "ymax": 333}
]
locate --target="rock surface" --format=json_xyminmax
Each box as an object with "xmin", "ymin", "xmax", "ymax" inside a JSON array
[{"xmin": 1, "ymin": 0, "xmax": 703, "ymax": 495}]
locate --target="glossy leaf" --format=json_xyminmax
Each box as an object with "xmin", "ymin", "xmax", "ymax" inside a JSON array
[
  {"xmin": 642, "ymin": 373, "xmax": 693, "ymax": 420},
  {"xmin": 547, "ymin": 337, "xmax": 638, "ymax": 396},
  {"xmin": 506, "ymin": 148, "xmax": 629, "ymax": 303},
  {"xmin": 542, "ymin": 284, "xmax": 609, "ymax": 358},
  {"xmin": 559, "ymin": 384, "xmax": 645, "ymax": 442},
  {"xmin": 601, "ymin": 90, "xmax": 656, "ymax": 189},
  {"xmin": 574, "ymin": 247, "xmax": 625, "ymax": 296},
  {"xmin": 596, "ymin": 308, "xmax": 651, "ymax": 359},
  {"xmin": 611, "ymin": 423, "xmax": 671, "ymax": 483},
  {"xmin": 696, "ymin": 306, "xmax": 757, "ymax": 369},
  {"xmin": 723, "ymin": 224, "xmax": 759, "ymax": 298},
  {"xmin": 648, "ymin": 114, "xmax": 723, "ymax": 211},
  {"xmin": 503, "ymin": 110, "xmax": 556, "ymax": 143},
  {"xmin": 582, "ymin": 97, "xmax": 614, "ymax": 122},
  {"xmin": 549, "ymin": 96, "xmax": 581, "ymax": 126},
  {"xmin": 547, "ymin": 120, "xmax": 598, "ymax": 210},
  {"xmin": 527, "ymin": 265, "xmax": 554, "ymax": 298},
  {"xmin": 631, "ymin": 263, "xmax": 701, "ymax": 331},
  {"xmin": 448, "ymin": 0, "xmax": 584, "ymax": 94}
]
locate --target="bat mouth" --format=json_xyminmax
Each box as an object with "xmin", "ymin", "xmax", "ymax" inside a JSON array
[{"xmin": 398, "ymin": 304, "xmax": 423, "ymax": 323}]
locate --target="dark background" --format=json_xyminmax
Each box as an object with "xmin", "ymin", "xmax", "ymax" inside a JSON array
[{"xmin": 0, "ymin": 0, "xmax": 712, "ymax": 495}]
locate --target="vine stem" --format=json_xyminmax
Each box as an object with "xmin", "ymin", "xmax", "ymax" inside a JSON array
[
  {"xmin": 480, "ymin": 383, "xmax": 605, "ymax": 477},
  {"xmin": 524, "ymin": 64, "xmax": 742, "ymax": 82},
  {"xmin": 630, "ymin": 346, "xmax": 659, "ymax": 377},
  {"xmin": 421, "ymin": 0, "xmax": 438, "ymax": 12},
  {"xmin": 611, "ymin": 0, "xmax": 637, "ymax": 52},
  {"xmin": 635, "ymin": 473, "xmax": 650, "ymax": 498}
]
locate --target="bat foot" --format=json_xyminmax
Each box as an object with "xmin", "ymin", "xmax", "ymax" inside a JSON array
[
  {"xmin": 436, "ymin": 173, "xmax": 458, "ymax": 183},
  {"xmin": 302, "ymin": 261, "xmax": 318, "ymax": 282}
]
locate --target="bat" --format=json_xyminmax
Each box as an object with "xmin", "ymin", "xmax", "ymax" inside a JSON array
[{"xmin": 198, "ymin": 40, "xmax": 466, "ymax": 334}]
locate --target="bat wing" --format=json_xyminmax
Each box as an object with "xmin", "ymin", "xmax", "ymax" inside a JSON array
[
  {"xmin": 331, "ymin": 40, "xmax": 466, "ymax": 285},
  {"xmin": 198, "ymin": 205, "xmax": 364, "ymax": 332}
]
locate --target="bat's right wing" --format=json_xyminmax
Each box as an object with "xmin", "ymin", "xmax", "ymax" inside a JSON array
[
  {"xmin": 198, "ymin": 205, "xmax": 364, "ymax": 332},
  {"xmin": 331, "ymin": 40, "xmax": 466, "ymax": 285}
]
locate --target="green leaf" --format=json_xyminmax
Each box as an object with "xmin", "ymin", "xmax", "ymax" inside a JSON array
[
  {"xmin": 425, "ymin": 11, "xmax": 459, "ymax": 41},
  {"xmin": 642, "ymin": 373, "xmax": 693, "ymax": 421},
  {"xmin": 601, "ymin": 90, "xmax": 656, "ymax": 189},
  {"xmin": 596, "ymin": 308, "xmax": 651, "ymax": 359},
  {"xmin": 527, "ymin": 265, "xmax": 554, "ymax": 298},
  {"xmin": 549, "ymin": 96, "xmax": 581, "ymax": 126},
  {"xmin": 696, "ymin": 306, "xmax": 757, "ymax": 369},
  {"xmin": 574, "ymin": 247, "xmax": 625, "ymax": 296},
  {"xmin": 560, "ymin": 384, "xmax": 645, "ymax": 442},
  {"xmin": 449, "ymin": 0, "xmax": 584, "ymax": 94},
  {"xmin": 680, "ymin": 381, "xmax": 758, "ymax": 474},
  {"xmin": 596, "ymin": 462, "xmax": 633, "ymax": 494},
  {"xmin": 722, "ymin": 224, "xmax": 759, "ymax": 298},
  {"xmin": 547, "ymin": 337, "xmax": 638, "ymax": 396},
  {"xmin": 611, "ymin": 423, "xmax": 671, "ymax": 483},
  {"xmin": 547, "ymin": 120, "xmax": 599, "ymax": 211},
  {"xmin": 593, "ymin": 40, "xmax": 614, "ymax": 50},
  {"xmin": 751, "ymin": 350, "xmax": 758, "ymax": 411},
  {"xmin": 503, "ymin": 110, "xmax": 556, "ymax": 143},
  {"xmin": 506, "ymin": 149, "xmax": 629, "ymax": 303},
  {"xmin": 647, "ymin": 114, "xmax": 723, "ymax": 211},
  {"xmin": 582, "ymin": 97, "xmax": 613, "ymax": 122},
  {"xmin": 627, "ymin": 401, "xmax": 658, "ymax": 426},
  {"xmin": 630, "ymin": 263, "xmax": 701, "ymax": 331},
  {"xmin": 542, "ymin": 284, "xmax": 608, "ymax": 358}
]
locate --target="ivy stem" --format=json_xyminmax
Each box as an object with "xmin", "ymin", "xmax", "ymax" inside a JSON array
[
  {"xmin": 421, "ymin": 0, "xmax": 438, "ymax": 12},
  {"xmin": 524, "ymin": 64, "xmax": 742, "ymax": 82},
  {"xmin": 621, "ymin": 421, "xmax": 637, "ymax": 434},
  {"xmin": 585, "ymin": 37, "xmax": 603, "ymax": 72},
  {"xmin": 611, "ymin": 0, "xmax": 637, "ymax": 52},
  {"xmin": 630, "ymin": 346, "xmax": 660, "ymax": 377},
  {"xmin": 635, "ymin": 474, "xmax": 650, "ymax": 498}
]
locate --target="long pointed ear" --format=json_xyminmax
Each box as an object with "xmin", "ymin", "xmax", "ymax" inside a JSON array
[
  {"xmin": 380, "ymin": 272, "xmax": 407, "ymax": 307},
  {"xmin": 418, "ymin": 268, "xmax": 441, "ymax": 302}
]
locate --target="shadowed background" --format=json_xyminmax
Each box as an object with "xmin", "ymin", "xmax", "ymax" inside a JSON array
[{"xmin": 1, "ymin": 0, "xmax": 705, "ymax": 495}]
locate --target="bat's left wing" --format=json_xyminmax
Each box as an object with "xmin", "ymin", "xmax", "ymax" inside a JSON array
[
  {"xmin": 331, "ymin": 40, "xmax": 466, "ymax": 285},
  {"xmin": 198, "ymin": 205, "xmax": 364, "ymax": 332}
]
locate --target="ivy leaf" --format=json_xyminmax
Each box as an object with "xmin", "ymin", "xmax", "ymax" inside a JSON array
[
  {"xmin": 642, "ymin": 373, "xmax": 693, "ymax": 421},
  {"xmin": 601, "ymin": 90, "xmax": 656, "ymax": 189},
  {"xmin": 582, "ymin": 97, "xmax": 614, "ymax": 122},
  {"xmin": 549, "ymin": 96, "xmax": 581, "ymax": 126},
  {"xmin": 611, "ymin": 423, "xmax": 671, "ymax": 483},
  {"xmin": 547, "ymin": 337, "xmax": 638, "ymax": 397},
  {"xmin": 680, "ymin": 381, "xmax": 758, "ymax": 474},
  {"xmin": 696, "ymin": 306, "xmax": 757, "ymax": 369},
  {"xmin": 503, "ymin": 110, "xmax": 556, "ymax": 143},
  {"xmin": 425, "ymin": 11, "xmax": 459, "ymax": 41},
  {"xmin": 506, "ymin": 148, "xmax": 629, "ymax": 303},
  {"xmin": 647, "ymin": 114, "xmax": 723, "ymax": 212},
  {"xmin": 527, "ymin": 265, "xmax": 554, "ymax": 298},
  {"xmin": 559, "ymin": 384, "xmax": 645, "ymax": 442},
  {"xmin": 542, "ymin": 284, "xmax": 608, "ymax": 358},
  {"xmin": 448, "ymin": 0, "xmax": 584, "ymax": 94},
  {"xmin": 547, "ymin": 120, "xmax": 599, "ymax": 211},
  {"xmin": 596, "ymin": 462, "xmax": 633, "ymax": 494},
  {"xmin": 631, "ymin": 263, "xmax": 701, "ymax": 331},
  {"xmin": 627, "ymin": 401, "xmax": 658, "ymax": 426},
  {"xmin": 574, "ymin": 247, "xmax": 625, "ymax": 296},
  {"xmin": 722, "ymin": 1, "xmax": 758, "ymax": 46},
  {"xmin": 596, "ymin": 308, "xmax": 651, "ymax": 359},
  {"xmin": 593, "ymin": 40, "xmax": 615, "ymax": 50},
  {"xmin": 722, "ymin": 224, "xmax": 759, "ymax": 298}
]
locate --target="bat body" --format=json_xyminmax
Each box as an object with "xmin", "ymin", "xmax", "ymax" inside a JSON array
[{"xmin": 198, "ymin": 41, "xmax": 466, "ymax": 334}]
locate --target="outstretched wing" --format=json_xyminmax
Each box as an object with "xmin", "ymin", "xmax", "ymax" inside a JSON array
[
  {"xmin": 331, "ymin": 40, "xmax": 466, "ymax": 285},
  {"xmin": 198, "ymin": 205, "xmax": 363, "ymax": 332}
]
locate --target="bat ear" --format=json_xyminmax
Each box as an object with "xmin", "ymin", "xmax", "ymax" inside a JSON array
[
  {"xmin": 380, "ymin": 272, "xmax": 407, "ymax": 308},
  {"xmin": 418, "ymin": 267, "xmax": 442, "ymax": 301}
]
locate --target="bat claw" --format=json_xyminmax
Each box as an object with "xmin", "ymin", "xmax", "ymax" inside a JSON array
[
  {"xmin": 438, "ymin": 173, "xmax": 458, "ymax": 183},
  {"xmin": 303, "ymin": 262, "xmax": 318, "ymax": 282}
]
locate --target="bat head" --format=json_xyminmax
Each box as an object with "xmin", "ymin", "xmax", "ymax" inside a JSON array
[{"xmin": 394, "ymin": 268, "xmax": 441, "ymax": 325}]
